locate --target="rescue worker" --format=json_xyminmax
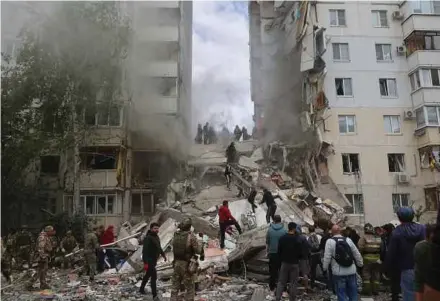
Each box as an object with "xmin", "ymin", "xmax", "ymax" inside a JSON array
[
  {"xmin": 260, "ymin": 189, "xmax": 278, "ymax": 224},
  {"xmin": 27, "ymin": 225, "xmax": 55, "ymax": 290},
  {"xmin": 16, "ymin": 225, "xmax": 33, "ymax": 268},
  {"xmin": 195, "ymin": 124, "xmax": 203, "ymax": 144},
  {"xmin": 60, "ymin": 230, "xmax": 77, "ymax": 269},
  {"xmin": 218, "ymin": 200, "xmax": 242, "ymax": 249},
  {"xmin": 358, "ymin": 223, "xmax": 382, "ymax": 295},
  {"xmin": 226, "ymin": 142, "xmax": 237, "ymax": 164},
  {"xmin": 84, "ymin": 227, "xmax": 100, "ymax": 281},
  {"xmin": 203, "ymin": 122, "xmax": 209, "ymax": 145},
  {"xmin": 170, "ymin": 218, "xmax": 205, "ymax": 301},
  {"xmin": 233, "ymin": 125, "xmax": 242, "ymax": 141},
  {"xmin": 208, "ymin": 125, "xmax": 217, "ymax": 144},
  {"xmin": 242, "ymin": 126, "xmax": 250, "ymax": 140}
]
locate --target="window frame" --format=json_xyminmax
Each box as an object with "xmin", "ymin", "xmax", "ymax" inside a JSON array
[
  {"xmin": 392, "ymin": 193, "xmax": 410, "ymax": 213},
  {"xmin": 338, "ymin": 115, "xmax": 356, "ymax": 134},
  {"xmin": 329, "ymin": 9, "xmax": 346, "ymax": 27},
  {"xmin": 383, "ymin": 115, "xmax": 402, "ymax": 134},
  {"xmin": 375, "ymin": 43, "xmax": 393, "ymax": 62},
  {"xmin": 80, "ymin": 194, "xmax": 121, "ymax": 216},
  {"xmin": 335, "ymin": 78, "xmax": 353, "ymax": 97},
  {"xmin": 344, "ymin": 194, "xmax": 365, "ymax": 215},
  {"xmin": 409, "ymin": 68, "xmax": 440, "ymax": 92},
  {"xmin": 332, "ymin": 43, "xmax": 350, "ymax": 61},
  {"xmin": 415, "ymin": 106, "xmax": 440, "ymax": 129},
  {"xmin": 379, "ymin": 78, "xmax": 398, "ymax": 97},
  {"xmin": 341, "ymin": 153, "xmax": 360, "ymax": 174},
  {"xmin": 130, "ymin": 193, "xmax": 154, "ymax": 215},
  {"xmin": 387, "ymin": 153, "xmax": 406, "ymax": 173},
  {"xmin": 371, "ymin": 10, "xmax": 388, "ymax": 27},
  {"xmin": 84, "ymin": 104, "xmax": 123, "ymax": 127}
]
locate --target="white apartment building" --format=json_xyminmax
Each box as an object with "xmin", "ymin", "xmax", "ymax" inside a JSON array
[
  {"xmin": 1, "ymin": 1, "xmax": 193, "ymax": 227},
  {"xmin": 250, "ymin": 0, "xmax": 440, "ymax": 225}
]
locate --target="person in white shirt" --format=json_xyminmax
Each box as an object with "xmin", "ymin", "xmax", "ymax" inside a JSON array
[{"xmin": 323, "ymin": 225, "xmax": 363, "ymax": 301}]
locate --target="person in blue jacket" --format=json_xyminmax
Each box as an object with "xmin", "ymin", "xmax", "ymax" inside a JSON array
[
  {"xmin": 385, "ymin": 207, "xmax": 425, "ymax": 301},
  {"xmin": 266, "ymin": 215, "xmax": 287, "ymax": 291}
]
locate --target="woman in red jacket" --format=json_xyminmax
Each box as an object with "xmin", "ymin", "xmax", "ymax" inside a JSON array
[{"xmin": 100, "ymin": 225, "xmax": 116, "ymax": 268}]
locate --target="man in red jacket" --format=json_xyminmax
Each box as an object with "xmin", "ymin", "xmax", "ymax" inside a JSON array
[{"xmin": 219, "ymin": 200, "xmax": 242, "ymax": 249}]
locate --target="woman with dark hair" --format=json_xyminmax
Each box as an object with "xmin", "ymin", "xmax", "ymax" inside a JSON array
[{"xmin": 414, "ymin": 224, "xmax": 440, "ymax": 301}]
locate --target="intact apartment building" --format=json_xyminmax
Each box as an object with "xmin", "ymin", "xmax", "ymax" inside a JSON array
[
  {"xmin": 250, "ymin": 0, "xmax": 440, "ymax": 225},
  {"xmin": 1, "ymin": 1, "xmax": 193, "ymax": 226}
]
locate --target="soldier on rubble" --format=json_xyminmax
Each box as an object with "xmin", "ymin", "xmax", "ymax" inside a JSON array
[
  {"xmin": 84, "ymin": 226, "xmax": 101, "ymax": 281},
  {"xmin": 195, "ymin": 124, "xmax": 203, "ymax": 144},
  {"xmin": 233, "ymin": 125, "xmax": 242, "ymax": 141},
  {"xmin": 358, "ymin": 223, "xmax": 382, "ymax": 296},
  {"xmin": 60, "ymin": 230, "xmax": 77, "ymax": 269},
  {"xmin": 26, "ymin": 225, "xmax": 56, "ymax": 290},
  {"xmin": 170, "ymin": 218, "xmax": 205, "ymax": 301},
  {"xmin": 203, "ymin": 122, "xmax": 209, "ymax": 145},
  {"xmin": 16, "ymin": 225, "xmax": 34, "ymax": 268}
]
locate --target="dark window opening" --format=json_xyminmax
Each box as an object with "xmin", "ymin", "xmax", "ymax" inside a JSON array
[
  {"xmin": 387, "ymin": 153, "xmax": 405, "ymax": 172},
  {"xmin": 132, "ymin": 151, "xmax": 168, "ymax": 187},
  {"xmin": 342, "ymin": 153, "xmax": 360, "ymax": 173},
  {"xmin": 41, "ymin": 156, "xmax": 60, "ymax": 174},
  {"xmin": 424, "ymin": 187, "xmax": 439, "ymax": 211},
  {"xmin": 131, "ymin": 193, "xmax": 142, "ymax": 214},
  {"xmin": 80, "ymin": 147, "xmax": 118, "ymax": 170}
]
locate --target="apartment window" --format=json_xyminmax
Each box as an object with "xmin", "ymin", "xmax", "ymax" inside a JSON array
[
  {"xmin": 338, "ymin": 115, "xmax": 356, "ymax": 134},
  {"xmin": 419, "ymin": 145, "xmax": 440, "ymax": 169},
  {"xmin": 85, "ymin": 104, "xmax": 122, "ymax": 126},
  {"xmin": 329, "ymin": 9, "xmax": 346, "ymax": 26},
  {"xmin": 342, "ymin": 153, "xmax": 360, "ymax": 173},
  {"xmin": 375, "ymin": 44, "xmax": 392, "ymax": 61},
  {"xmin": 372, "ymin": 10, "xmax": 388, "ymax": 27},
  {"xmin": 410, "ymin": 71, "xmax": 421, "ymax": 91},
  {"xmin": 416, "ymin": 106, "xmax": 440, "ymax": 128},
  {"xmin": 335, "ymin": 78, "xmax": 353, "ymax": 96},
  {"xmin": 424, "ymin": 187, "xmax": 439, "ymax": 211},
  {"xmin": 384, "ymin": 115, "xmax": 401, "ymax": 134},
  {"xmin": 80, "ymin": 147, "xmax": 119, "ymax": 170},
  {"xmin": 379, "ymin": 78, "xmax": 397, "ymax": 97},
  {"xmin": 405, "ymin": 31, "xmax": 440, "ymax": 56},
  {"xmin": 344, "ymin": 194, "xmax": 364, "ymax": 215},
  {"xmin": 40, "ymin": 155, "xmax": 60, "ymax": 174},
  {"xmin": 332, "ymin": 43, "xmax": 350, "ymax": 61},
  {"xmin": 81, "ymin": 194, "xmax": 121, "ymax": 215},
  {"xmin": 131, "ymin": 193, "xmax": 154, "ymax": 215},
  {"xmin": 388, "ymin": 153, "xmax": 405, "ymax": 172},
  {"xmin": 421, "ymin": 69, "xmax": 440, "ymax": 87},
  {"xmin": 392, "ymin": 194, "xmax": 410, "ymax": 213}
]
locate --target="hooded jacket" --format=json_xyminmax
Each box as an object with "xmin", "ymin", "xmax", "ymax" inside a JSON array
[
  {"xmin": 100, "ymin": 226, "xmax": 115, "ymax": 245},
  {"xmin": 385, "ymin": 222, "xmax": 425, "ymax": 272},
  {"xmin": 266, "ymin": 223, "xmax": 287, "ymax": 254}
]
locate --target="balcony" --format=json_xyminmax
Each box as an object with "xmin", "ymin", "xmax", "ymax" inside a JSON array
[
  {"xmin": 144, "ymin": 61, "xmax": 178, "ymax": 77},
  {"xmin": 79, "ymin": 170, "xmax": 118, "ymax": 189},
  {"xmin": 415, "ymin": 127, "xmax": 440, "ymax": 147},
  {"xmin": 84, "ymin": 128, "xmax": 125, "ymax": 146},
  {"xmin": 407, "ymin": 50, "xmax": 440, "ymax": 72},
  {"xmin": 412, "ymin": 87, "xmax": 440, "ymax": 107},
  {"xmin": 402, "ymin": 15, "xmax": 440, "ymax": 39},
  {"xmin": 137, "ymin": 26, "xmax": 178, "ymax": 42}
]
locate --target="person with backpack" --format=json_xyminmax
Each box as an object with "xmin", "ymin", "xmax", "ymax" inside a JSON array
[
  {"xmin": 323, "ymin": 225, "xmax": 363, "ymax": 301},
  {"xmin": 266, "ymin": 215, "xmax": 287, "ymax": 291},
  {"xmin": 308, "ymin": 226, "xmax": 324, "ymax": 288}
]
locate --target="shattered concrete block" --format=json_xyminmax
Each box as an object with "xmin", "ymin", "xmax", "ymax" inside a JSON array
[{"xmin": 160, "ymin": 208, "xmax": 219, "ymax": 238}]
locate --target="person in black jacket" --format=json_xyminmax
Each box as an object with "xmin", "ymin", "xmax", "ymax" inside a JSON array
[
  {"xmin": 139, "ymin": 223, "xmax": 167, "ymax": 300},
  {"xmin": 260, "ymin": 189, "xmax": 280, "ymax": 223},
  {"xmin": 247, "ymin": 187, "xmax": 258, "ymax": 213}
]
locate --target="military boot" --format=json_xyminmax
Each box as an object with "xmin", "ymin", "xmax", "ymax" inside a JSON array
[{"xmin": 362, "ymin": 281, "xmax": 372, "ymax": 296}]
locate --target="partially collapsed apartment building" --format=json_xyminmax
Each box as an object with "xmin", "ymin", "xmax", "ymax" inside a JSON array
[
  {"xmin": 1, "ymin": 1, "xmax": 193, "ymax": 226},
  {"xmin": 250, "ymin": 0, "xmax": 440, "ymax": 225}
]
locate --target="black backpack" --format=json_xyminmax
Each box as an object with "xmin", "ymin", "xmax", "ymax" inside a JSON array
[{"xmin": 332, "ymin": 237, "xmax": 354, "ymax": 267}]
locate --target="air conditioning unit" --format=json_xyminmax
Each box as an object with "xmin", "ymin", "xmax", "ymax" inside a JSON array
[
  {"xmin": 392, "ymin": 11, "xmax": 404, "ymax": 20},
  {"xmin": 396, "ymin": 46, "xmax": 406, "ymax": 55},
  {"xmin": 397, "ymin": 174, "xmax": 409, "ymax": 184},
  {"xmin": 403, "ymin": 110, "xmax": 415, "ymax": 120}
]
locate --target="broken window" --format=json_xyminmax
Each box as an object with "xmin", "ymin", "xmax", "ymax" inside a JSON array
[
  {"xmin": 132, "ymin": 151, "xmax": 167, "ymax": 187},
  {"xmin": 424, "ymin": 187, "xmax": 439, "ymax": 211},
  {"xmin": 344, "ymin": 194, "xmax": 364, "ymax": 215},
  {"xmin": 371, "ymin": 10, "xmax": 388, "ymax": 27},
  {"xmin": 81, "ymin": 194, "xmax": 120, "ymax": 215},
  {"xmin": 342, "ymin": 153, "xmax": 360, "ymax": 173},
  {"xmin": 80, "ymin": 147, "xmax": 118, "ymax": 170},
  {"xmin": 314, "ymin": 27, "xmax": 326, "ymax": 57},
  {"xmin": 383, "ymin": 115, "xmax": 401, "ymax": 134},
  {"xmin": 335, "ymin": 78, "xmax": 353, "ymax": 96},
  {"xmin": 332, "ymin": 43, "xmax": 350, "ymax": 61},
  {"xmin": 329, "ymin": 9, "xmax": 346, "ymax": 26},
  {"xmin": 419, "ymin": 145, "xmax": 440, "ymax": 169},
  {"xmin": 40, "ymin": 155, "xmax": 60, "ymax": 174},
  {"xmin": 387, "ymin": 153, "xmax": 405, "ymax": 172},
  {"xmin": 392, "ymin": 194, "xmax": 409, "ymax": 213},
  {"xmin": 379, "ymin": 78, "xmax": 397, "ymax": 97},
  {"xmin": 131, "ymin": 193, "xmax": 153, "ymax": 215},
  {"xmin": 338, "ymin": 115, "xmax": 356, "ymax": 134},
  {"xmin": 151, "ymin": 77, "xmax": 178, "ymax": 97},
  {"xmin": 375, "ymin": 44, "xmax": 392, "ymax": 61},
  {"xmin": 85, "ymin": 104, "xmax": 122, "ymax": 126}
]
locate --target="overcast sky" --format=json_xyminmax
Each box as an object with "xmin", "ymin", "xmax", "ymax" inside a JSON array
[{"xmin": 192, "ymin": 1, "xmax": 253, "ymax": 132}]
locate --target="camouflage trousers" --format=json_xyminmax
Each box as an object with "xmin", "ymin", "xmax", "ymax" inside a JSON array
[
  {"xmin": 84, "ymin": 253, "xmax": 97, "ymax": 280},
  {"xmin": 170, "ymin": 260, "xmax": 196, "ymax": 301},
  {"xmin": 361, "ymin": 259, "xmax": 381, "ymax": 295},
  {"xmin": 27, "ymin": 259, "xmax": 49, "ymax": 289},
  {"xmin": 1, "ymin": 253, "xmax": 12, "ymax": 282}
]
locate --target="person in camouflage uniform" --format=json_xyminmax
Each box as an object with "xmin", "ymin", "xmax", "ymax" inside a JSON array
[
  {"xmin": 16, "ymin": 225, "xmax": 34, "ymax": 268},
  {"xmin": 170, "ymin": 218, "xmax": 204, "ymax": 301},
  {"xmin": 358, "ymin": 223, "xmax": 382, "ymax": 295},
  {"xmin": 84, "ymin": 227, "xmax": 100, "ymax": 281},
  {"xmin": 27, "ymin": 225, "xmax": 55, "ymax": 290},
  {"xmin": 60, "ymin": 230, "xmax": 77, "ymax": 269}
]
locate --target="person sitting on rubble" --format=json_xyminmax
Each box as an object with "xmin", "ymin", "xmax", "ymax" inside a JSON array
[
  {"xmin": 247, "ymin": 186, "xmax": 258, "ymax": 213},
  {"xmin": 260, "ymin": 189, "xmax": 279, "ymax": 224},
  {"xmin": 195, "ymin": 123, "xmax": 203, "ymax": 144},
  {"xmin": 218, "ymin": 200, "xmax": 242, "ymax": 249},
  {"xmin": 139, "ymin": 223, "xmax": 167, "ymax": 300},
  {"xmin": 60, "ymin": 230, "xmax": 77, "ymax": 269},
  {"xmin": 224, "ymin": 164, "xmax": 232, "ymax": 189},
  {"xmin": 226, "ymin": 142, "xmax": 237, "ymax": 164}
]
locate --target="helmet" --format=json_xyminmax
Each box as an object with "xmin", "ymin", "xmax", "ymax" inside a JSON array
[
  {"xmin": 396, "ymin": 207, "xmax": 414, "ymax": 223},
  {"xmin": 364, "ymin": 223, "xmax": 374, "ymax": 234},
  {"xmin": 179, "ymin": 218, "xmax": 192, "ymax": 231}
]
